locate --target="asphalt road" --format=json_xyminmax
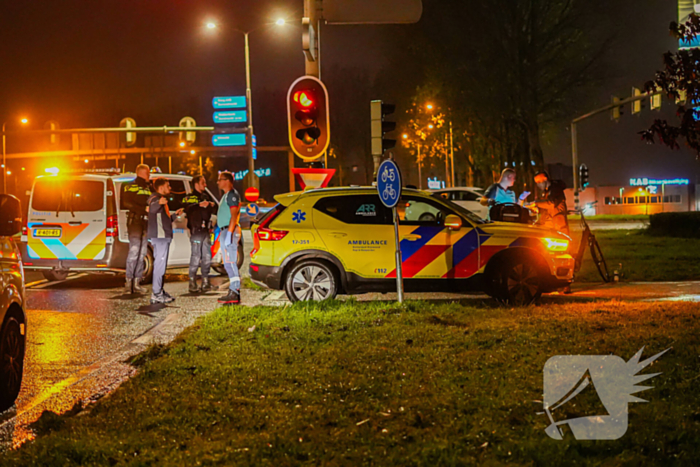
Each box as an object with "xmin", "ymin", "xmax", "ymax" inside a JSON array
[{"xmin": 0, "ymin": 231, "xmax": 257, "ymax": 451}]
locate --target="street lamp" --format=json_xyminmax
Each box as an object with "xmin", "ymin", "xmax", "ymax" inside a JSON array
[
  {"xmin": 204, "ymin": 18, "xmax": 287, "ymax": 189},
  {"xmin": 2, "ymin": 117, "xmax": 29, "ymax": 194}
]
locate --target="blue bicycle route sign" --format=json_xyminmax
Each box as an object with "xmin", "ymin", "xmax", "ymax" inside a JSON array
[{"xmin": 377, "ymin": 159, "xmax": 402, "ymax": 208}]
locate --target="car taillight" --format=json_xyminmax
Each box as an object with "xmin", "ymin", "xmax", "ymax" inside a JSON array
[
  {"xmin": 22, "ymin": 218, "xmax": 28, "ymax": 236},
  {"xmin": 255, "ymin": 206, "xmax": 287, "ymax": 243},
  {"xmin": 106, "ymin": 214, "xmax": 118, "ymax": 238},
  {"xmin": 257, "ymin": 227, "xmax": 288, "ymax": 241}
]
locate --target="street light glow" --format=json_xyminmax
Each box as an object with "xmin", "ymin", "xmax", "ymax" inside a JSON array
[
  {"xmin": 179, "ymin": 141, "xmax": 186, "ymax": 148},
  {"xmin": 190, "ymin": 149, "xmax": 196, "ymax": 155},
  {"xmin": 20, "ymin": 118, "xmax": 28, "ymax": 124},
  {"xmin": 402, "ymin": 134, "xmax": 408, "ymax": 139},
  {"xmin": 426, "ymin": 104, "xmax": 434, "ymax": 110},
  {"xmin": 275, "ymin": 18, "xmax": 286, "ymax": 26},
  {"xmin": 428, "ymin": 124, "xmax": 434, "ymax": 129},
  {"xmin": 206, "ymin": 21, "xmax": 217, "ymax": 29}
]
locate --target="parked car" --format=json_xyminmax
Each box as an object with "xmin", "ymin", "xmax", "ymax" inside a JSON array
[
  {"xmin": 0, "ymin": 194, "xmax": 27, "ymax": 412},
  {"xmin": 429, "ymin": 187, "xmax": 488, "ymax": 219},
  {"xmin": 20, "ymin": 170, "xmax": 243, "ymax": 283},
  {"xmin": 249, "ymin": 187, "xmax": 574, "ymax": 305}
]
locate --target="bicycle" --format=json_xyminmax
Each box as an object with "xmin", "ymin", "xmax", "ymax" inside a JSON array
[{"xmin": 570, "ymin": 202, "xmax": 610, "ymax": 282}]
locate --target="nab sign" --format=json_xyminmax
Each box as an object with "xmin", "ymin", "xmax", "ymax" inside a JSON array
[{"xmin": 287, "ymin": 76, "xmax": 330, "ymax": 162}]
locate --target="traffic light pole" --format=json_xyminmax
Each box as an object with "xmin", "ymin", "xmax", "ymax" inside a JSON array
[
  {"xmin": 304, "ymin": 0, "xmax": 320, "ymax": 78},
  {"xmin": 243, "ymin": 32, "xmax": 259, "ymax": 189},
  {"xmin": 570, "ymin": 90, "xmax": 661, "ymax": 210}
]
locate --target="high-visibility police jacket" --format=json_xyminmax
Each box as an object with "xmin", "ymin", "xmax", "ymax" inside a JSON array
[
  {"xmin": 182, "ymin": 188, "xmax": 216, "ymax": 235},
  {"xmin": 122, "ymin": 177, "xmax": 152, "ymax": 220}
]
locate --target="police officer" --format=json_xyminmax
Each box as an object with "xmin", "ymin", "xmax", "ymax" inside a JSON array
[
  {"xmin": 121, "ymin": 164, "xmax": 152, "ymax": 294},
  {"xmin": 147, "ymin": 178, "xmax": 184, "ymax": 304},
  {"xmin": 215, "ymin": 172, "xmax": 242, "ymax": 305},
  {"xmin": 183, "ymin": 175, "xmax": 216, "ymax": 293}
]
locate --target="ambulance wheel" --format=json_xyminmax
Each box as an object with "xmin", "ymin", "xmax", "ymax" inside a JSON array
[
  {"xmin": 42, "ymin": 270, "xmax": 69, "ymax": 282},
  {"xmin": 285, "ymin": 259, "xmax": 338, "ymax": 302},
  {"xmin": 141, "ymin": 248, "xmax": 154, "ymax": 285}
]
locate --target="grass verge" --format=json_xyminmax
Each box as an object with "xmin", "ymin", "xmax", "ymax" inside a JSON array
[
  {"xmin": 575, "ymin": 229, "xmax": 700, "ymax": 282},
  {"xmin": 2, "ymin": 300, "xmax": 699, "ymax": 466}
]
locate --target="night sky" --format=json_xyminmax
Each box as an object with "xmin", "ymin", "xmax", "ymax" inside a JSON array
[{"xmin": 0, "ymin": 0, "xmax": 697, "ymax": 187}]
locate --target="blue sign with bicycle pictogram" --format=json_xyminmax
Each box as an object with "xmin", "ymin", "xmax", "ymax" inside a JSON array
[{"xmin": 377, "ymin": 159, "xmax": 402, "ymax": 208}]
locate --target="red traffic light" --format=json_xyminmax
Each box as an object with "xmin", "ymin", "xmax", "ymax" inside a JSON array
[
  {"xmin": 287, "ymin": 76, "xmax": 330, "ymax": 162},
  {"xmin": 293, "ymin": 91, "xmax": 315, "ymax": 108}
]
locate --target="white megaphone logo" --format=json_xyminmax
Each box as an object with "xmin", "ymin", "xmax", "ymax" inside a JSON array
[{"xmin": 541, "ymin": 347, "xmax": 670, "ymax": 440}]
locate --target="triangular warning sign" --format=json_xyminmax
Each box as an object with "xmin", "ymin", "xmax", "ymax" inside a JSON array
[{"xmin": 292, "ymin": 168, "xmax": 336, "ymax": 190}]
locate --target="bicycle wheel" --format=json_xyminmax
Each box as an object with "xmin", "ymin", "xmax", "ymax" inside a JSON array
[{"xmin": 588, "ymin": 235, "xmax": 610, "ymax": 282}]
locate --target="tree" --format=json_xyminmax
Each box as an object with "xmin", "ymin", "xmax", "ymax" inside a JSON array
[
  {"xmin": 641, "ymin": 14, "xmax": 700, "ymax": 156},
  {"xmin": 401, "ymin": 0, "xmax": 613, "ymax": 188}
]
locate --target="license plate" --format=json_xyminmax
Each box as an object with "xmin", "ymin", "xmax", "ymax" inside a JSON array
[{"xmin": 34, "ymin": 228, "xmax": 61, "ymax": 238}]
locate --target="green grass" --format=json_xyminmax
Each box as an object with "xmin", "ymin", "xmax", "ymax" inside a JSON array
[
  {"xmin": 3, "ymin": 300, "xmax": 700, "ymax": 466},
  {"xmin": 575, "ymin": 229, "xmax": 700, "ymax": 282}
]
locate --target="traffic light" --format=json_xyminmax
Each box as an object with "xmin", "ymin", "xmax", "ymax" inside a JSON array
[
  {"xmin": 611, "ymin": 97, "xmax": 623, "ymax": 121},
  {"xmin": 287, "ymin": 76, "xmax": 330, "ymax": 161},
  {"xmin": 579, "ymin": 163, "xmax": 589, "ymax": 191},
  {"xmin": 370, "ymin": 100, "xmax": 396, "ymax": 156},
  {"xmin": 631, "ymin": 87, "xmax": 642, "ymax": 115}
]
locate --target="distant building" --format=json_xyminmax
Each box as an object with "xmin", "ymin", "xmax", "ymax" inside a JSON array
[{"xmin": 565, "ymin": 176, "xmax": 697, "ymax": 215}]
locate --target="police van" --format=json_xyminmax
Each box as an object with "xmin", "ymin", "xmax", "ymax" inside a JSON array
[{"xmin": 19, "ymin": 169, "xmax": 243, "ymax": 282}]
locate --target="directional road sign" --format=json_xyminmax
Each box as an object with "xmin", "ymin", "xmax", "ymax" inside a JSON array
[
  {"xmin": 212, "ymin": 96, "xmax": 247, "ymax": 109},
  {"xmin": 377, "ymin": 159, "xmax": 402, "ymax": 208},
  {"xmin": 212, "ymin": 133, "xmax": 246, "ymax": 147},
  {"xmin": 213, "ymin": 111, "xmax": 248, "ymax": 124}
]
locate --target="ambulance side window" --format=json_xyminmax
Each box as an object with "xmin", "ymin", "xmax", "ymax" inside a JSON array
[
  {"xmin": 398, "ymin": 196, "xmax": 455, "ymax": 226},
  {"xmin": 314, "ymin": 195, "xmax": 391, "ymax": 225}
]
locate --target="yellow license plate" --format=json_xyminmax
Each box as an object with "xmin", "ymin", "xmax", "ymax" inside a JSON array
[{"xmin": 34, "ymin": 228, "xmax": 62, "ymax": 238}]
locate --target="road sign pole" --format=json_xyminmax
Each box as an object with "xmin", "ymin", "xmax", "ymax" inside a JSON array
[{"xmin": 392, "ymin": 207, "xmax": 404, "ymax": 303}]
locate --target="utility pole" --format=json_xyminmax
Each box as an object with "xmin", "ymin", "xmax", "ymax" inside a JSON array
[
  {"xmin": 449, "ymin": 121, "xmax": 455, "ymax": 187},
  {"xmin": 304, "ymin": 0, "xmax": 320, "ymax": 78}
]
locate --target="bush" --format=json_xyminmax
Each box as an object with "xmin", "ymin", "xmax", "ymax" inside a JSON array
[{"xmin": 648, "ymin": 212, "xmax": 700, "ymax": 238}]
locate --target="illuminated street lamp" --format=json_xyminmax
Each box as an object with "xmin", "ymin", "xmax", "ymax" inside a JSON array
[
  {"xmin": 204, "ymin": 18, "xmax": 287, "ymax": 188},
  {"xmin": 426, "ymin": 104, "xmax": 434, "ymax": 110},
  {"xmin": 2, "ymin": 117, "xmax": 29, "ymax": 194}
]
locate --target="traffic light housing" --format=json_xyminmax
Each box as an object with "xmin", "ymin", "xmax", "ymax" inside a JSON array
[
  {"xmin": 579, "ymin": 163, "xmax": 589, "ymax": 191},
  {"xmin": 611, "ymin": 96, "xmax": 623, "ymax": 121},
  {"xmin": 371, "ymin": 100, "xmax": 396, "ymax": 156},
  {"xmin": 287, "ymin": 76, "xmax": 330, "ymax": 161}
]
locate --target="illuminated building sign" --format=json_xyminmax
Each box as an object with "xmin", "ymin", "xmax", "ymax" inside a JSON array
[
  {"xmin": 427, "ymin": 177, "xmax": 445, "ymax": 190},
  {"xmin": 629, "ymin": 178, "xmax": 689, "ymax": 186},
  {"xmin": 235, "ymin": 168, "xmax": 271, "ymax": 181}
]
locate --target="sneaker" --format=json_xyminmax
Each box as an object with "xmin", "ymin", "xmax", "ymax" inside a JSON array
[
  {"xmin": 218, "ymin": 290, "xmax": 240, "ymax": 305},
  {"xmin": 162, "ymin": 291, "xmax": 176, "ymax": 303},
  {"xmin": 150, "ymin": 293, "xmax": 167, "ymax": 304}
]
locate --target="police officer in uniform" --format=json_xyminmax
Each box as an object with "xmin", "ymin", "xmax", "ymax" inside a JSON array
[
  {"xmin": 121, "ymin": 164, "xmax": 152, "ymax": 294},
  {"xmin": 183, "ymin": 175, "xmax": 216, "ymax": 293},
  {"xmin": 215, "ymin": 172, "xmax": 242, "ymax": 305}
]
